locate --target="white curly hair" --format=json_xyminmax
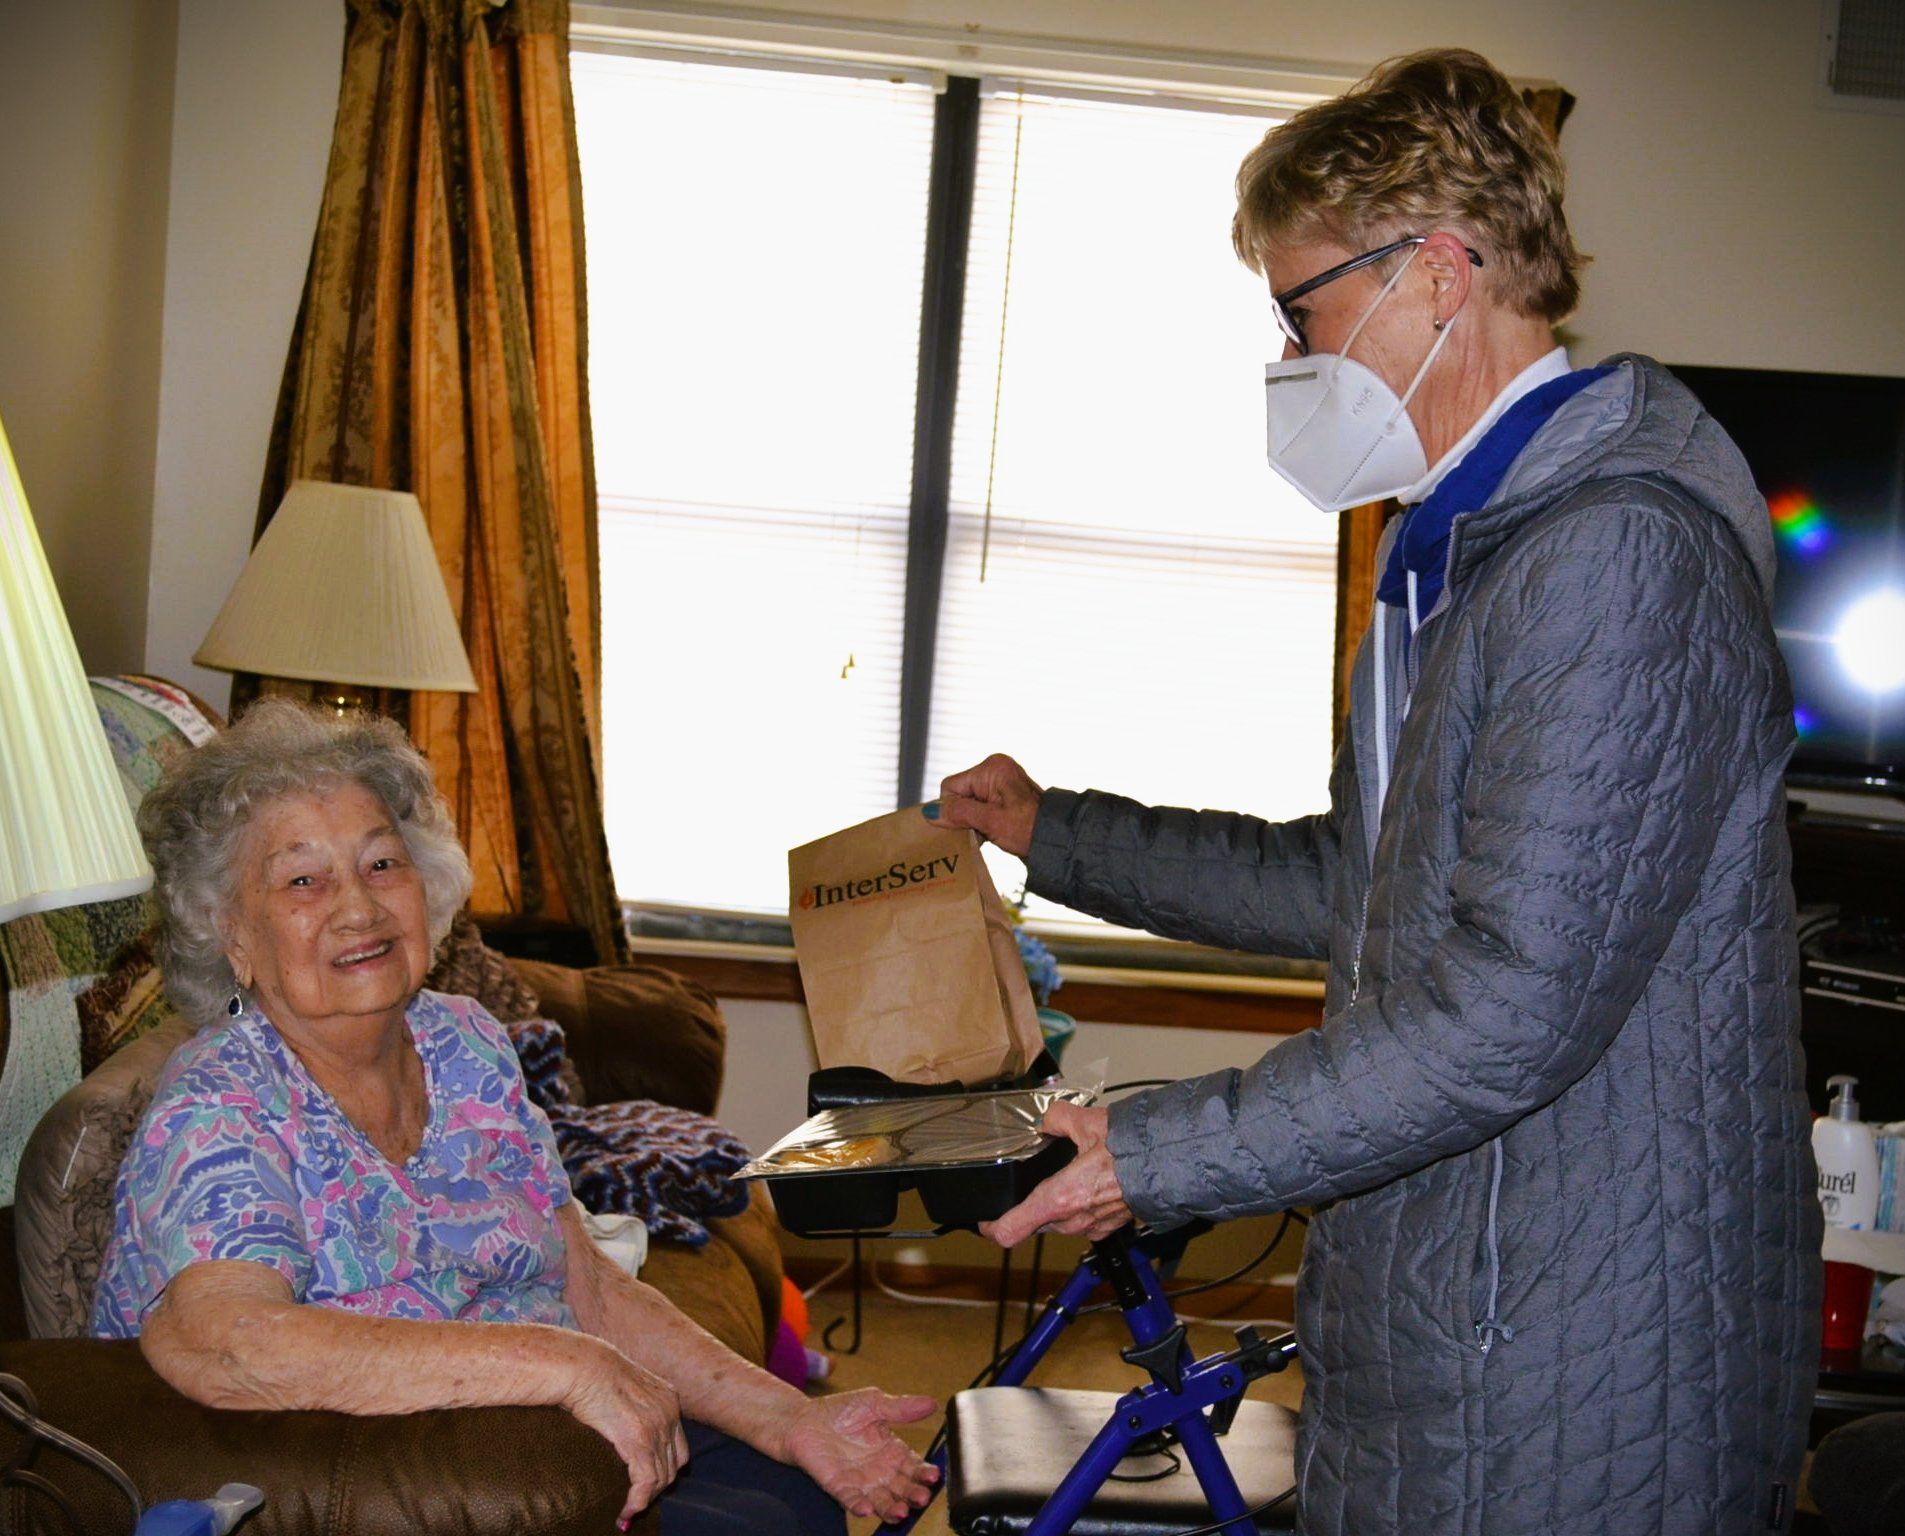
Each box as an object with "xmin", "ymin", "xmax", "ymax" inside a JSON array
[{"xmin": 137, "ymin": 698, "xmax": 473, "ymax": 1026}]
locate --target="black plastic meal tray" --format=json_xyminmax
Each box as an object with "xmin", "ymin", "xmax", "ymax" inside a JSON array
[{"xmin": 764, "ymin": 1135, "xmax": 1076, "ymax": 1237}]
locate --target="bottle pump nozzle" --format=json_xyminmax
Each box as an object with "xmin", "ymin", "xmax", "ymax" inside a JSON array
[{"xmin": 1828, "ymin": 1074, "xmax": 1863, "ymax": 1123}]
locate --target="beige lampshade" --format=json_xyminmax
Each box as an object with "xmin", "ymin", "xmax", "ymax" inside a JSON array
[
  {"xmin": 0, "ymin": 412, "xmax": 154, "ymax": 924},
  {"xmin": 195, "ymin": 480, "xmax": 477, "ymax": 692}
]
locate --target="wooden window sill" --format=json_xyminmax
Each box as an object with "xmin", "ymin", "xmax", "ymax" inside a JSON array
[{"xmin": 625, "ymin": 937, "xmax": 1323, "ymax": 1035}]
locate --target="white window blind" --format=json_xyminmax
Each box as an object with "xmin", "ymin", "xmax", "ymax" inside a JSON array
[
  {"xmin": 572, "ymin": 51, "xmax": 936, "ymax": 911},
  {"xmin": 929, "ymin": 86, "xmax": 1337, "ymax": 926}
]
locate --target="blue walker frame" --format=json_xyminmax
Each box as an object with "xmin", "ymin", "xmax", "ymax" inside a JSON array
[{"xmin": 881, "ymin": 1222, "xmax": 1299, "ymax": 1536}]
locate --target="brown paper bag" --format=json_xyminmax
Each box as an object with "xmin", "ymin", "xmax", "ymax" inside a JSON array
[{"xmin": 788, "ymin": 807, "xmax": 1045, "ymax": 1085}]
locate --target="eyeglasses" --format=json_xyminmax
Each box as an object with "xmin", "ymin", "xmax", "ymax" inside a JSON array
[{"xmin": 1271, "ymin": 236, "xmax": 1484, "ymax": 356}]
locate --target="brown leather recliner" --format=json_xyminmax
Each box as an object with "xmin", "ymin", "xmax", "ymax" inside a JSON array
[{"xmin": 0, "ymin": 957, "xmax": 785, "ymax": 1536}]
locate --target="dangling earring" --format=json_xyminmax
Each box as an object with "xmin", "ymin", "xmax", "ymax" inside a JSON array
[{"xmin": 227, "ymin": 990, "xmax": 243, "ymax": 1017}]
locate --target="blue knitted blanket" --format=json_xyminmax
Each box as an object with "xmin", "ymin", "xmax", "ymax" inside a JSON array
[{"xmin": 505, "ymin": 1017, "xmax": 751, "ymax": 1248}]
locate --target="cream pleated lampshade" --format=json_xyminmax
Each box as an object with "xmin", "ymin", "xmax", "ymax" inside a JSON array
[
  {"xmin": 0, "ymin": 413, "xmax": 154, "ymax": 924},
  {"xmin": 195, "ymin": 480, "xmax": 477, "ymax": 693}
]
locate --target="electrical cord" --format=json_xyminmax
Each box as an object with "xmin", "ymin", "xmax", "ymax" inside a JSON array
[
  {"xmin": 0, "ymin": 1372, "xmax": 141, "ymax": 1535},
  {"xmin": 800, "ymin": 1257, "xmax": 852, "ymax": 1301},
  {"xmin": 1180, "ymin": 1310, "xmax": 1294, "ymax": 1332},
  {"xmin": 1106, "ymin": 1437, "xmax": 1182, "ymax": 1482},
  {"xmin": 1153, "ymin": 1483, "xmax": 1297, "ymax": 1536},
  {"xmin": 869, "ymin": 1258, "xmax": 999, "ymax": 1310},
  {"xmin": 922, "ymin": 1310, "xmax": 1041, "ymax": 1466},
  {"xmin": 1093, "ymin": 1423, "xmax": 1299, "ymax": 1532},
  {"xmin": 1079, "ymin": 1212, "xmax": 1299, "ymax": 1319},
  {"xmin": 860, "ymin": 1210, "xmax": 1301, "ymax": 1322},
  {"xmin": 1155, "ymin": 1214, "xmax": 1293, "ymax": 1304}
]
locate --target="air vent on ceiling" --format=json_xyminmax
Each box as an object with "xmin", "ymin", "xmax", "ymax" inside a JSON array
[{"xmin": 1822, "ymin": 0, "xmax": 1905, "ymax": 112}]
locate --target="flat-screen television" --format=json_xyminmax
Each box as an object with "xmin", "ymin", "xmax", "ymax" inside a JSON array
[{"xmin": 1670, "ymin": 365, "xmax": 1905, "ymax": 794}]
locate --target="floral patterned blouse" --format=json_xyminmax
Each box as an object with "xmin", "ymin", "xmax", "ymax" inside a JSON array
[{"xmin": 90, "ymin": 990, "xmax": 575, "ymax": 1337}]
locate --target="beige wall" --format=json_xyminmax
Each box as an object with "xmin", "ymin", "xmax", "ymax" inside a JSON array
[
  {"xmin": 0, "ymin": 0, "xmax": 178, "ymax": 676},
  {"xmin": 142, "ymin": 0, "xmax": 342, "ymax": 710},
  {"xmin": 0, "ymin": 0, "xmax": 336, "ymax": 696}
]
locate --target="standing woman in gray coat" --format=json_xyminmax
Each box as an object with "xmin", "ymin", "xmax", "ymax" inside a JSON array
[{"xmin": 932, "ymin": 47, "xmax": 1819, "ymax": 1536}]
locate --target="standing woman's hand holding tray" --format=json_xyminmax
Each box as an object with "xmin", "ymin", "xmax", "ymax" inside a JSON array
[{"xmin": 739, "ymin": 1088, "xmax": 1092, "ymax": 1236}]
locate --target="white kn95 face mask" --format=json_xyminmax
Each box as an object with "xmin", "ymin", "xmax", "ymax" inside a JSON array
[{"xmin": 1263, "ymin": 248, "xmax": 1457, "ymax": 513}]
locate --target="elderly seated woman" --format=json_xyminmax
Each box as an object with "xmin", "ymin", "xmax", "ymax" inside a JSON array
[{"xmin": 89, "ymin": 700, "xmax": 936, "ymax": 1534}]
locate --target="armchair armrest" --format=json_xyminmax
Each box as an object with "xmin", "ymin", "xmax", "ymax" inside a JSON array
[
  {"xmin": 513, "ymin": 961, "xmax": 725, "ymax": 1115},
  {"xmin": 0, "ymin": 1339, "xmax": 642, "ymax": 1536}
]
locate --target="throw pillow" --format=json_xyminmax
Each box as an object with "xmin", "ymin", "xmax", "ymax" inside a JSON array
[
  {"xmin": 425, "ymin": 912, "xmax": 542, "ymax": 1022},
  {"xmin": 75, "ymin": 926, "xmax": 175, "ymax": 1074}
]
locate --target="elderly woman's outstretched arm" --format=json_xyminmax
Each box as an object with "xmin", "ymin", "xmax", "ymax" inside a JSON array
[
  {"xmin": 558, "ymin": 1205, "xmax": 938, "ymax": 1524},
  {"xmin": 142, "ymin": 1257, "xmax": 687, "ymax": 1527},
  {"xmin": 141, "ymin": 1211, "xmax": 939, "ymax": 1528}
]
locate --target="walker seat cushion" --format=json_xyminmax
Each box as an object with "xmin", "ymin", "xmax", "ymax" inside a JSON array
[{"xmin": 947, "ymin": 1386, "xmax": 1299, "ymax": 1535}]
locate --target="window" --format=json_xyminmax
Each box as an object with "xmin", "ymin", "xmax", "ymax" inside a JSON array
[
  {"xmin": 931, "ymin": 86, "xmax": 1335, "ymax": 925},
  {"xmin": 574, "ymin": 52, "xmax": 933, "ymax": 912},
  {"xmin": 573, "ymin": 50, "xmax": 1333, "ymax": 930}
]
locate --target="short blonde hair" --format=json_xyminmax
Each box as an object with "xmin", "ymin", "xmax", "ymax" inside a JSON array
[
  {"xmin": 1233, "ymin": 48, "xmax": 1586, "ymax": 322},
  {"xmin": 138, "ymin": 699, "xmax": 473, "ymax": 1027}
]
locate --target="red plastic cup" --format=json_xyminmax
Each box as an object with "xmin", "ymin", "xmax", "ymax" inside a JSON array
[{"xmin": 1822, "ymin": 1259, "xmax": 1875, "ymax": 1354}]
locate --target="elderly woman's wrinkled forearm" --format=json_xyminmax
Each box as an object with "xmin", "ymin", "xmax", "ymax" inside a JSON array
[
  {"xmin": 141, "ymin": 1258, "xmax": 612, "ymax": 1418},
  {"xmin": 560, "ymin": 1204, "xmax": 802, "ymax": 1459},
  {"xmin": 559, "ymin": 1210, "xmax": 940, "ymax": 1525}
]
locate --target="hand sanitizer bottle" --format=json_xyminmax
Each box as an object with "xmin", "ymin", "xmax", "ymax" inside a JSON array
[
  {"xmin": 134, "ymin": 1484, "xmax": 264, "ymax": 1535},
  {"xmin": 1815, "ymin": 1075, "xmax": 1880, "ymax": 1231},
  {"xmin": 1815, "ymin": 1074, "xmax": 1882, "ymax": 1354}
]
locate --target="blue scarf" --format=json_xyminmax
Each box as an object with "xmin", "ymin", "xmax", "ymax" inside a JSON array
[{"xmin": 1377, "ymin": 366, "xmax": 1613, "ymax": 621}]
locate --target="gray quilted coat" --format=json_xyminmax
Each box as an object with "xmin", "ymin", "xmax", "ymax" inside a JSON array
[{"xmin": 1027, "ymin": 357, "xmax": 1819, "ymax": 1535}]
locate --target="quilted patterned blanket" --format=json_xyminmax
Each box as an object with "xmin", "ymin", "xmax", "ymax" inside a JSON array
[{"xmin": 504, "ymin": 1017, "xmax": 749, "ymax": 1247}]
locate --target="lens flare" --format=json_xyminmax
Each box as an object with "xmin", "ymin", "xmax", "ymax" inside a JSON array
[
  {"xmin": 1793, "ymin": 706, "xmax": 1817, "ymax": 739},
  {"xmin": 1767, "ymin": 489, "xmax": 1829, "ymax": 555},
  {"xmin": 1832, "ymin": 588, "xmax": 1905, "ymax": 695}
]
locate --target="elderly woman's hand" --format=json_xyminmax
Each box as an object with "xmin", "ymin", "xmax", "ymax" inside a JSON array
[
  {"xmin": 778, "ymin": 1387, "xmax": 940, "ymax": 1523},
  {"xmin": 563, "ymin": 1339, "xmax": 691, "ymax": 1527}
]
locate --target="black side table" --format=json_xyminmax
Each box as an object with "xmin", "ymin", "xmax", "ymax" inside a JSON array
[{"xmin": 1815, "ymin": 1340, "xmax": 1905, "ymax": 1444}]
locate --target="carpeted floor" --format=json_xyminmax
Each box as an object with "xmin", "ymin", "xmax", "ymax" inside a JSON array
[{"xmin": 800, "ymin": 1265, "xmax": 1304, "ymax": 1536}]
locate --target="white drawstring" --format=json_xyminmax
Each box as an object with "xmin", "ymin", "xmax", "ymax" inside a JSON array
[{"xmin": 1372, "ymin": 604, "xmax": 1390, "ymax": 807}]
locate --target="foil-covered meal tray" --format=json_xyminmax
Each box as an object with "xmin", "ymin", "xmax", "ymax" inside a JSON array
[{"xmin": 739, "ymin": 1087, "xmax": 1093, "ymax": 1236}]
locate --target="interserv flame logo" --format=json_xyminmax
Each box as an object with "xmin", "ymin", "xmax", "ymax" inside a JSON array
[{"xmin": 796, "ymin": 854, "xmax": 960, "ymax": 911}]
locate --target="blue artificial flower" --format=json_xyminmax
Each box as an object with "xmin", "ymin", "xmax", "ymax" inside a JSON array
[{"xmin": 1013, "ymin": 926, "xmax": 1063, "ymax": 1006}]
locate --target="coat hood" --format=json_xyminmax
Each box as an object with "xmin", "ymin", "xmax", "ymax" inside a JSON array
[{"xmin": 1445, "ymin": 354, "xmax": 1776, "ymax": 604}]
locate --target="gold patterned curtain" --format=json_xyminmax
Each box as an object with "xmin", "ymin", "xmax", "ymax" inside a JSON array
[
  {"xmin": 1330, "ymin": 81, "xmax": 1576, "ymax": 744},
  {"xmin": 257, "ymin": 0, "xmax": 621, "ymax": 961}
]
